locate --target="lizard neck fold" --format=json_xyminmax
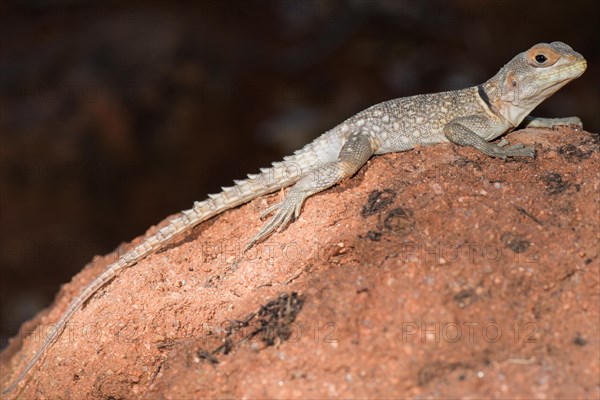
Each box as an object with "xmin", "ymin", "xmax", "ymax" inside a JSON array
[
  {"xmin": 476, "ymin": 82, "xmax": 513, "ymax": 127},
  {"xmin": 477, "ymin": 84, "xmax": 492, "ymax": 109}
]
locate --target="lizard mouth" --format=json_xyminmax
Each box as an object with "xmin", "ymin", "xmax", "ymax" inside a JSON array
[
  {"xmin": 538, "ymin": 60, "xmax": 587, "ymax": 91},
  {"xmin": 557, "ymin": 59, "xmax": 587, "ymax": 79},
  {"xmin": 571, "ymin": 59, "xmax": 588, "ymax": 76}
]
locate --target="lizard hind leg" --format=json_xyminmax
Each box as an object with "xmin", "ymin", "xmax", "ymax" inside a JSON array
[{"xmin": 244, "ymin": 131, "xmax": 376, "ymax": 251}]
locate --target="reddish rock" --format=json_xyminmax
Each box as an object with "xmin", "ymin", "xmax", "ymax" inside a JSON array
[{"xmin": 1, "ymin": 127, "xmax": 598, "ymax": 399}]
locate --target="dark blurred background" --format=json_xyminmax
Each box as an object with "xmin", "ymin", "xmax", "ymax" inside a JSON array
[{"xmin": 1, "ymin": 0, "xmax": 598, "ymax": 349}]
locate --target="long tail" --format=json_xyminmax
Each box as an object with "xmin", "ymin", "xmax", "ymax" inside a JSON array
[{"xmin": 1, "ymin": 130, "xmax": 340, "ymax": 394}]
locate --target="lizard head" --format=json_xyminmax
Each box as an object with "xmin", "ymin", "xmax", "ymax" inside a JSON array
[{"xmin": 485, "ymin": 42, "xmax": 587, "ymax": 126}]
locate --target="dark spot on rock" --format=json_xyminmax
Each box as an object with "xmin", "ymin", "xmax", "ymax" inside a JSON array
[
  {"xmin": 585, "ymin": 258, "xmax": 592, "ymax": 265},
  {"xmin": 557, "ymin": 144, "xmax": 591, "ymax": 163},
  {"xmin": 417, "ymin": 363, "xmax": 440, "ymax": 386},
  {"xmin": 541, "ymin": 172, "xmax": 570, "ymax": 195},
  {"xmin": 197, "ymin": 349, "xmax": 220, "ymax": 365},
  {"xmin": 366, "ymin": 230, "xmax": 382, "ymax": 241},
  {"xmin": 501, "ymin": 232, "xmax": 531, "ymax": 254},
  {"xmin": 383, "ymin": 208, "xmax": 415, "ymax": 233},
  {"xmin": 417, "ymin": 362, "xmax": 470, "ymax": 386},
  {"xmin": 573, "ymin": 334, "xmax": 587, "ymax": 346},
  {"xmin": 361, "ymin": 189, "xmax": 397, "ymax": 217},
  {"xmin": 201, "ymin": 292, "xmax": 305, "ymax": 361},
  {"xmin": 452, "ymin": 157, "xmax": 482, "ymax": 171},
  {"xmin": 453, "ymin": 289, "xmax": 475, "ymax": 307}
]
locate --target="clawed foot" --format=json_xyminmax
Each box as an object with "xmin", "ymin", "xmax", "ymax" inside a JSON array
[
  {"xmin": 488, "ymin": 139, "xmax": 535, "ymax": 159},
  {"xmin": 244, "ymin": 190, "xmax": 307, "ymax": 251},
  {"xmin": 555, "ymin": 116, "xmax": 583, "ymax": 130},
  {"xmin": 525, "ymin": 116, "xmax": 583, "ymax": 130}
]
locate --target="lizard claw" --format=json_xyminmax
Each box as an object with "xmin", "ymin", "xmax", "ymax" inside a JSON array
[
  {"xmin": 244, "ymin": 190, "xmax": 306, "ymax": 251},
  {"xmin": 483, "ymin": 142, "xmax": 534, "ymax": 159},
  {"xmin": 502, "ymin": 144, "xmax": 534, "ymax": 157},
  {"xmin": 492, "ymin": 143, "xmax": 534, "ymax": 158},
  {"xmin": 555, "ymin": 116, "xmax": 583, "ymax": 130},
  {"xmin": 526, "ymin": 116, "xmax": 583, "ymax": 130},
  {"xmin": 497, "ymin": 138, "xmax": 510, "ymax": 147},
  {"xmin": 497, "ymin": 139, "xmax": 525, "ymax": 150},
  {"xmin": 491, "ymin": 139, "xmax": 532, "ymax": 158},
  {"xmin": 259, "ymin": 202, "xmax": 281, "ymax": 219}
]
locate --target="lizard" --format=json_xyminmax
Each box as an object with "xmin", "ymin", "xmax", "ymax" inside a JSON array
[{"xmin": 1, "ymin": 41, "xmax": 587, "ymax": 395}]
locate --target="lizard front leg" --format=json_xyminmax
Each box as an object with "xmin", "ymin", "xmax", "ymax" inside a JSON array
[
  {"xmin": 245, "ymin": 131, "xmax": 376, "ymax": 249},
  {"xmin": 520, "ymin": 116, "xmax": 583, "ymax": 130},
  {"xmin": 444, "ymin": 116, "xmax": 535, "ymax": 159}
]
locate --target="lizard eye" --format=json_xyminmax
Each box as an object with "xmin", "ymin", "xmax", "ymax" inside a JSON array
[
  {"xmin": 535, "ymin": 54, "xmax": 547, "ymax": 64},
  {"xmin": 527, "ymin": 45, "xmax": 559, "ymax": 67}
]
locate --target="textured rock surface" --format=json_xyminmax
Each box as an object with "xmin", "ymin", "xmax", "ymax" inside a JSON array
[{"xmin": 1, "ymin": 128, "xmax": 598, "ymax": 398}]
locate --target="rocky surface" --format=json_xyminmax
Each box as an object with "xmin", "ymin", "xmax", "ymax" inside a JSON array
[{"xmin": 1, "ymin": 127, "xmax": 598, "ymax": 398}]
